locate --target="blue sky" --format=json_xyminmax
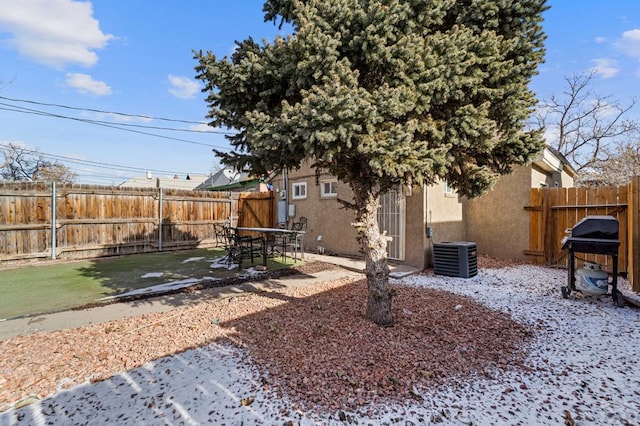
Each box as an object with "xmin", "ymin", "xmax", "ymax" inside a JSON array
[{"xmin": 1, "ymin": 1, "xmax": 639, "ymax": 185}]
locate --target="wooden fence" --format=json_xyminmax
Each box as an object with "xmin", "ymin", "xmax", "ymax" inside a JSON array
[
  {"xmin": 0, "ymin": 182, "xmax": 275, "ymax": 263},
  {"xmin": 629, "ymin": 176, "xmax": 640, "ymax": 292},
  {"xmin": 526, "ymin": 176, "xmax": 639, "ymax": 292}
]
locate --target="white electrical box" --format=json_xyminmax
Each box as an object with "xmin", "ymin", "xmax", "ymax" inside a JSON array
[
  {"xmin": 277, "ymin": 200, "xmax": 287, "ymax": 224},
  {"xmin": 288, "ymin": 204, "xmax": 296, "ymax": 217}
]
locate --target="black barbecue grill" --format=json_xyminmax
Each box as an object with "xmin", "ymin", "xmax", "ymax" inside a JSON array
[{"xmin": 560, "ymin": 215, "xmax": 622, "ymax": 305}]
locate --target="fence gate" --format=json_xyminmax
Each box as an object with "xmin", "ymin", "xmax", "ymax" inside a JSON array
[
  {"xmin": 237, "ymin": 192, "xmax": 275, "ymax": 229},
  {"xmin": 378, "ymin": 189, "xmax": 405, "ymax": 261}
]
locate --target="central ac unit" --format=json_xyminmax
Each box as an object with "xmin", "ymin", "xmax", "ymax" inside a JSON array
[{"xmin": 433, "ymin": 242, "xmax": 478, "ymax": 278}]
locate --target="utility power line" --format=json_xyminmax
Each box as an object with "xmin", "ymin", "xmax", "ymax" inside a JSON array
[
  {"xmin": 0, "ymin": 95, "xmax": 217, "ymax": 126},
  {"xmin": 0, "ymin": 104, "xmax": 222, "ymax": 134},
  {"xmin": 0, "ymin": 103, "xmax": 233, "ymax": 149},
  {"xmin": 0, "ymin": 142, "xmax": 192, "ymax": 176},
  {"xmin": 0, "ymin": 102, "xmax": 230, "ymax": 135},
  {"xmin": 0, "ymin": 96, "xmax": 228, "ymax": 183}
]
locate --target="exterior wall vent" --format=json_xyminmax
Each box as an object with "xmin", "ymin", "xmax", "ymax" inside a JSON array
[{"xmin": 433, "ymin": 242, "xmax": 478, "ymax": 278}]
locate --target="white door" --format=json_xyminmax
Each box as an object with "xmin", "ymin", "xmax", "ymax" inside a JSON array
[{"xmin": 378, "ymin": 189, "xmax": 405, "ymax": 261}]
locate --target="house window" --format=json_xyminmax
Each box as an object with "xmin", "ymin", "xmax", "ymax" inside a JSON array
[
  {"xmin": 321, "ymin": 179, "xmax": 338, "ymax": 198},
  {"xmin": 444, "ymin": 181, "xmax": 455, "ymax": 197},
  {"xmin": 292, "ymin": 182, "xmax": 307, "ymax": 199}
]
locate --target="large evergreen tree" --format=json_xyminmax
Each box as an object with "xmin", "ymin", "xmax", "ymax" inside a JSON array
[{"xmin": 195, "ymin": 0, "xmax": 547, "ymax": 326}]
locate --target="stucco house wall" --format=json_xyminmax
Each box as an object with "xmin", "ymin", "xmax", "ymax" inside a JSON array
[
  {"xmin": 464, "ymin": 148, "xmax": 576, "ymax": 260},
  {"xmin": 464, "ymin": 165, "xmax": 532, "ymax": 259},
  {"xmin": 423, "ymin": 181, "xmax": 466, "ymax": 266},
  {"xmin": 269, "ymin": 147, "xmax": 575, "ymax": 268},
  {"xmin": 269, "ymin": 163, "xmax": 361, "ymax": 256},
  {"xmin": 270, "ymin": 163, "xmax": 465, "ymax": 268},
  {"xmin": 401, "ymin": 182, "xmax": 468, "ymax": 268}
]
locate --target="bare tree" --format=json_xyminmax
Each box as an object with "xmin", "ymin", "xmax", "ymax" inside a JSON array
[
  {"xmin": 578, "ymin": 134, "xmax": 640, "ymax": 186},
  {"xmin": 1, "ymin": 143, "xmax": 35, "ymax": 181},
  {"xmin": 533, "ymin": 73, "xmax": 639, "ymax": 174},
  {"xmin": 1, "ymin": 143, "xmax": 77, "ymax": 183},
  {"xmin": 33, "ymin": 162, "xmax": 77, "ymax": 183}
]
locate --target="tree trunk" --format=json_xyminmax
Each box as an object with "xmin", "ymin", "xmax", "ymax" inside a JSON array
[{"xmin": 355, "ymin": 189, "xmax": 394, "ymax": 327}]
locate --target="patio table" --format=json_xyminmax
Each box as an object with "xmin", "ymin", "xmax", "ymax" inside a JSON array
[{"xmin": 236, "ymin": 227, "xmax": 305, "ymax": 266}]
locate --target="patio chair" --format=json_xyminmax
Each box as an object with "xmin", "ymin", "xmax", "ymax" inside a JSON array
[
  {"xmin": 266, "ymin": 223, "xmax": 287, "ymax": 259},
  {"xmin": 285, "ymin": 217, "xmax": 307, "ymax": 260},
  {"xmin": 213, "ymin": 223, "xmax": 231, "ymax": 248},
  {"xmin": 226, "ymin": 227, "xmax": 264, "ymax": 270}
]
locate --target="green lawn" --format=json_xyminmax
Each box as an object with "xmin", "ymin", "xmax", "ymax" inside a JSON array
[{"xmin": 0, "ymin": 248, "xmax": 299, "ymax": 320}]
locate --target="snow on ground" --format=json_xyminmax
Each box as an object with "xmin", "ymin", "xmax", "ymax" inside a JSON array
[
  {"xmin": 209, "ymin": 256, "xmax": 241, "ymax": 270},
  {"xmin": 99, "ymin": 278, "xmax": 205, "ymax": 300},
  {"xmin": 101, "ymin": 256, "xmax": 266, "ymax": 300},
  {"xmin": 103, "ymin": 258, "xmax": 219, "ymax": 298},
  {"xmin": 141, "ymin": 272, "xmax": 164, "ymax": 279},
  {"xmin": 1, "ymin": 264, "xmax": 639, "ymax": 425},
  {"xmin": 401, "ymin": 265, "xmax": 640, "ymax": 425},
  {"xmin": 182, "ymin": 257, "xmax": 205, "ymax": 263}
]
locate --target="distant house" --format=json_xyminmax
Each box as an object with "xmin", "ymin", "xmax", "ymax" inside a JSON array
[
  {"xmin": 119, "ymin": 173, "xmax": 209, "ymax": 191},
  {"xmin": 268, "ymin": 147, "xmax": 577, "ymax": 268},
  {"xmin": 196, "ymin": 168, "xmax": 270, "ymax": 192}
]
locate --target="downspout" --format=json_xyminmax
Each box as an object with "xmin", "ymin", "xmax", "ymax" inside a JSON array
[
  {"xmin": 283, "ymin": 168, "xmax": 289, "ymax": 226},
  {"xmin": 424, "ymin": 184, "xmax": 433, "ymax": 268}
]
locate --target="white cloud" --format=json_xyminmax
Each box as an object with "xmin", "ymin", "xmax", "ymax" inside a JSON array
[
  {"xmin": 594, "ymin": 36, "xmax": 607, "ymax": 44},
  {"xmin": 542, "ymin": 126, "xmax": 559, "ymax": 146},
  {"xmin": 589, "ymin": 58, "xmax": 619, "ymax": 79},
  {"xmin": 585, "ymin": 98, "xmax": 620, "ymax": 118},
  {"xmin": 617, "ymin": 28, "xmax": 640, "ymax": 58},
  {"xmin": 168, "ymin": 75, "xmax": 200, "ymax": 99},
  {"xmin": 0, "ymin": 0, "xmax": 113, "ymax": 69},
  {"xmin": 90, "ymin": 112, "xmax": 153, "ymax": 123},
  {"xmin": 65, "ymin": 73, "xmax": 112, "ymax": 95},
  {"xmin": 189, "ymin": 123, "xmax": 216, "ymax": 132}
]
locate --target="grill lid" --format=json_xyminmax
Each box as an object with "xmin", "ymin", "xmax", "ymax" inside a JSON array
[{"xmin": 569, "ymin": 215, "xmax": 619, "ymax": 240}]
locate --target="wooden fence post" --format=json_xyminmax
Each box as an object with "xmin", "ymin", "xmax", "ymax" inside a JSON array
[
  {"xmin": 542, "ymin": 189, "xmax": 552, "ymax": 264},
  {"xmin": 630, "ymin": 176, "xmax": 640, "ymax": 292},
  {"xmin": 158, "ymin": 188, "xmax": 163, "ymax": 251},
  {"xmin": 51, "ymin": 182, "xmax": 57, "ymax": 260}
]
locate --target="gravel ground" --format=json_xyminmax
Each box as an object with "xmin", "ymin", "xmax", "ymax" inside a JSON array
[{"xmin": 1, "ymin": 262, "xmax": 639, "ymax": 425}]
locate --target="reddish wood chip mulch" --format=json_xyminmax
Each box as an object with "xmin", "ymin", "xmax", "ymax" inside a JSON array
[
  {"xmin": 224, "ymin": 279, "xmax": 533, "ymax": 413},
  {"xmin": 1, "ymin": 265, "xmax": 532, "ymax": 415}
]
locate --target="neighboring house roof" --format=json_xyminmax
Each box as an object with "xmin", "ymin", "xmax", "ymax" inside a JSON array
[
  {"xmin": 196, "ymin": 168, "xmax": 262, "ymax": 191},
  {"xmin": 120, "ymin": 173, "xmax": 209, "ymax": 190},
  {"xmin": 208, "ymin": 179, "xmax": 264, "ymax": 191},
  {"xmin": 533, "ymin": 146, "xmax": 578, "ymax": 178}
]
